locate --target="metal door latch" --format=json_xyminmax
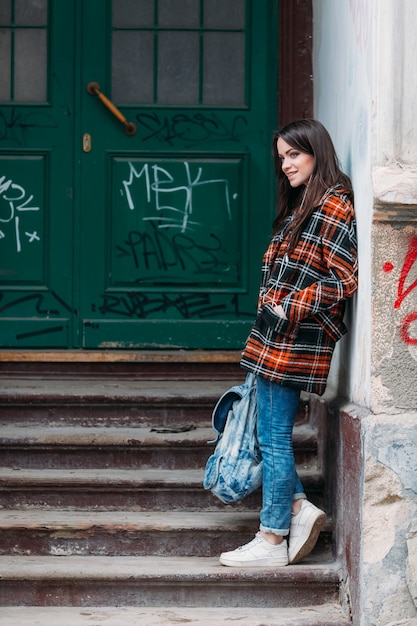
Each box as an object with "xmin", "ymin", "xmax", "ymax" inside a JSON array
[{"xmin": 83, "ymin": 133, "xmax": 92, "ymax": 152}]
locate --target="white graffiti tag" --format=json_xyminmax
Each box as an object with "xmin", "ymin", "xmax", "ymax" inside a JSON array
[
  {"xmin": 121, "ymin": 162, "xmax": 232, "ymax": 232},
  {"xmin": 0, "ymin": 175, "xmax": 40, "ymax": 252}
]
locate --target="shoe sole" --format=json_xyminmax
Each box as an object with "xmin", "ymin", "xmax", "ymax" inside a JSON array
[
  {"xmin": 288, "ymin": 512, "xmax": 326, "ymax": 565},
  {"xmin": 219, "ymin": 556, "xmax": 288, "ymax": 568}
]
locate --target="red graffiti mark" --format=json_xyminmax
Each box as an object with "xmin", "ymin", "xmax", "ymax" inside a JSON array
[
  {"xmin": 385, "ymin": 237, "xmax": 417, "ymax": 345},
  {"xmin": 394, "ymin": 236, "xmax": 417, "ymax": 309},
  {"xmin": 400, "ymin": 312, "xmax": 417, "ymax": 346}
]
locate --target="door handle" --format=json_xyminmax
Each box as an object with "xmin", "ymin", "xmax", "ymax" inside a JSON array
[{"xmin": 86, "ymin": 82, "xmax": 137, "ymax": 136}]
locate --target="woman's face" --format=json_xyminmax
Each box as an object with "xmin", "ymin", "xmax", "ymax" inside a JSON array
[{"xmin": 277, "ymin": 137, "xmax": 315, "ymax": 188}]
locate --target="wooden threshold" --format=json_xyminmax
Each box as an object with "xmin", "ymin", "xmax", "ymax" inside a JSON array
[{"xmin": 0, "ymin": 350, "xmax": 241, "ymax": 364}]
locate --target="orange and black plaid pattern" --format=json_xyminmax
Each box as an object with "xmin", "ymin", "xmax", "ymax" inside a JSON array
[{"xmin": 241, "ymin": 189, "xmax": 358, "ymax": 396}]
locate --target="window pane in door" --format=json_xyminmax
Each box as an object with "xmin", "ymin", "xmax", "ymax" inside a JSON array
[
  {"xmin": 204, "ymin": 0, "xmax": 245, "ymax": 29},
  {"xmin": 15, "ymin": 0, "xmax": 47, "ymax": 25},
  {"xmin": 203, "ymin": 32, "xmax": 245, "ymax": 105},
  {"xmin": 158, "ymin": 31, "xmax": 199, "ymax": 104},
  {"xmin": 158, "ymin": 0, "xmax": 199, "ymax": 28},
  {"xmin": 0, "ymin": 29, "xmax": 11, "ymax": 99},
  {"xmin": 0, "ymin": 1, "xmax": 11, "ymax": 23},
  {"xmin": 112, "ymin": 0, "xmax": 154, "ymax": 28},
  {"xmin": 112, "ymin": 31, "xmax": 154, "ymax": 103},
  {"xmin": 14, "ymin": 29, "xmax": 47, "ymax": 101}
]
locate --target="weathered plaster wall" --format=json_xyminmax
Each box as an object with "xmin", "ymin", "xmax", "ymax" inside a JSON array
[
  {"xmin": 313, "ymin": 1, "xmax": 417, "ymax": 625},
  {"xmin": 373, "ymin": 1, "xmax": 417, "ymax": 166},
  {"xmin": 371, "ymin": 213, "xmax": 417, "ymax": 411},
  {"xmin": 371, "ymin": 0, "xmax": 417, "ymax": 410},
  {"xmin": 312, "ymin": 0, "xmax": 373, "ymax": 407}
]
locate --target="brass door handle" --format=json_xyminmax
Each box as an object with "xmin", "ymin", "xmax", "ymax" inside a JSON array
[{"xmin": 86, "ymin": 82, "xmax": 137, "ymax": 136}]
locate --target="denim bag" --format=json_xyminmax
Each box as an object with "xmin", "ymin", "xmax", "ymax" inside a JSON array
[{"xmin": 203, "ymin": 373, "xmax": 263, "ymax": 503}]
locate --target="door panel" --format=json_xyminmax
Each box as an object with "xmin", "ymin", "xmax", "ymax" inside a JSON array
[
  {"xmin": 0, "ymin": 1, "xmax": 74, "ymax": 347},
  {"xmin": 84, "ymin": 154, "xmax": 248, "ymax": 348},
  {"xmin": 109, "ymin": 157, "xmax": 245, "ymax": 286},
  {"xmin": 80, "ymin": 0, "xmax": 278, "ymax": 349}
]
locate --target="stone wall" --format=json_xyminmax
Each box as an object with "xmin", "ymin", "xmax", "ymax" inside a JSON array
[{"xmin": 362, "ymin": 413, "xmax": 417, "ymax": 624}]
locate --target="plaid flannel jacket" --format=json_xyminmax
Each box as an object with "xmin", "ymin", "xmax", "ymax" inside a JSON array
[{"xmin": 241, "ymin": 188, "xmax": 358, "ymax": 396}]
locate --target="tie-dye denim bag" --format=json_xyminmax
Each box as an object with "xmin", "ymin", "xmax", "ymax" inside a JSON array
[{"xmin": 203, "ymin": 373, "xmax": 262, "ymax": 504}]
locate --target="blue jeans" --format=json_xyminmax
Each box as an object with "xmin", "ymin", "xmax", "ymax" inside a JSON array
[{"xmin": 256, "ymin": 376, "xmax": 306, "ymax": 536}]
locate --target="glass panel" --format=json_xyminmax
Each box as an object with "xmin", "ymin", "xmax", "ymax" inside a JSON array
[
  {"xmin": 14, "ymin": 29, "xmax": 47, "ymax": 101},
  {"xmin": 204, "ymin": 0, "xmax": 245, "ymax": 29},
  {"xmin": 203, "ymin": 32, "xmax": 244, "ymax": 105},
  {"xmin": 158, "ymin": 0, "xmax": 199, "ymax": 28},
  {"xmin": 158, "ymin": 31, "xmax": 199, "ymax": 104},
  {"xmin": 15, "ymin": 0, "xmax": 48, "ymax": 26},
  {"xmin": 112, "ymin": 0, "xmax": 154, "ymax": 28},
  {"xmin": 0, "ymin": 0, "xmax": 11, "ymax": 23},
  {"xmin": 112, "ymin": 31, "xmax": 154, "ymax": 103},
  {"xmin": 0, "ymin": 28, "xmax": 11, "ymax": 99}
]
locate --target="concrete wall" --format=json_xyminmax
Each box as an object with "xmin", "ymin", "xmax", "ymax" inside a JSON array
[{"xmin": 313, "ymin": 1, "xmax": 417, "ymax": 624}]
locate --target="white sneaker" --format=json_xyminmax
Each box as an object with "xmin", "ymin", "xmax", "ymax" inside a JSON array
[
  {"xmin": 288, "ymin": 500, "xmax": 326, "ymax": 564},
  {"xmin": 219, "ymin": 533, "xmax": 288, "ymax": 567}
]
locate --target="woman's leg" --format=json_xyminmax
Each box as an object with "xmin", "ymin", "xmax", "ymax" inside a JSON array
[
  {"xmin": 256, "ymin": 376, "xmax": 302, "ymax": 538},
  {"xmin": 219, "ymin": 376, "xmax": 308, "ymax": 567}
]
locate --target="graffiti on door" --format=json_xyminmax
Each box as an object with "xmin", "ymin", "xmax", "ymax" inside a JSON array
[
  {"xmin": 91, "ymin": 157, "xmax": 250, "ymax": 322},
  {"xmin": 121, "ymin": 160, "xmax": 233, "ymax": 231},
  {"xmin": 135, "ymin": 112, "xmax": 250, "ymax": 148},
  {"xmin": 114, "ymin": 158, "xmax": 242, "ymax": 281},
  {"xmin": 0, "ymin": 175, "xmax": 41, "ymax": 253}
]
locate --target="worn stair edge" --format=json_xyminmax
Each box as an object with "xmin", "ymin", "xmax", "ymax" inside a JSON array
[
  {"xmin": 0, "ymin": 423, "xmax": 317, "ymax": 448},
  {"xmin": 0, "ymin": 604, "xmax": 351, "ymax": 625},
  {"xmin": 0, "ymin": 508, "xmax": 332, "ymax": 534},
  {"xmin": 0, "ymin": 554, "xmax": 343, "ymax": 582},
  {"xmin": 0, "ymin": 467, "xmax": 326, "ymax": 514},
  {"xmin": 0, "ymin": 467, "xmax": 323, "ymax": 491},
  {"xmin": 0, "ymin": 378, "xmax": 244, "ymax": 404},
  {"xmin": 0, "ymin": 425, "xmax": 215, "ymax": 446},
  {"xmin": 0, "ymin": 509, "xmax": 261, "ymax": 531},
  {"xmin": 0, "ymin": 508, "xmax": 333, "ymax": 559},
  {"xmin": 0, "ymin": 555, "xmax": 343, "ymax": 608}
]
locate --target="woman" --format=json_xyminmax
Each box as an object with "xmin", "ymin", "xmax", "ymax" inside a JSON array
[{"xmin": 220, "ymin": 119, "xmax": 358, "ymax": 567}]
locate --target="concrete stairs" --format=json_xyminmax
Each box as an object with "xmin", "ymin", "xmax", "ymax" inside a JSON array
[{"xmin": 0, "ymin": 357, "xmax": 350, "ymax": 624}]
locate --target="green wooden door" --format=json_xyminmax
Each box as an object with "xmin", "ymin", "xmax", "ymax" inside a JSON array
[{"xmin": 0, "ymin": 0, "xmax": 278, "ymax": 350}]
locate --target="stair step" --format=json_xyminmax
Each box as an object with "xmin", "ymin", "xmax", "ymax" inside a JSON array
[
  {"xmin": 0, "ymin": 604, "xmax": 351, "ymax": 625},
  {"xmin": 0, "ymin": 422, "xmax": 318, "ymax": 469},
  {"xmin": 0, "ymin": 555, "xmax": 342, "ymax": 608},
  {"xmin": 0, "ymin": 467, "xmax": 214, "ymax": 510},
  {"xmin": 0, "ymin": 377, "xmax": 310, "ymax": 428},
  {"xmin": 0, "ymin": 509, "xmax": 332, "ymax": 558},
  {"xmin": 0, "ymin": 467, "xmax": 324, "ymax": 510},
  {"xmin": 0, "ymin": 425, "xmax": 214, "ymax": 469},
  {"xmin": 0, "ymin": 378, "xmax": 243, "ymax": 426}
]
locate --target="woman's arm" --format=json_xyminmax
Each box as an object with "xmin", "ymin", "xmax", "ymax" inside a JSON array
[{"xmin": 281, "ymin": 196, "xmax": 358, "ymax": 323}]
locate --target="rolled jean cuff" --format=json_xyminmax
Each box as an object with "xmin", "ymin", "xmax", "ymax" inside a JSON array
[
  {"xmin": 259, "ymin": 523, "xmax": 289, "ymax": 537},
  {"xmin": 293, "ymin": 492, "xmax": 307, "ymax": 501}
]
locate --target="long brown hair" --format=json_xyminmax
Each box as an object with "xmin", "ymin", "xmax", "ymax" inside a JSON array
[{"xmin": 272, "ymin": 119, "xmax": 353, "ymax": 252}]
